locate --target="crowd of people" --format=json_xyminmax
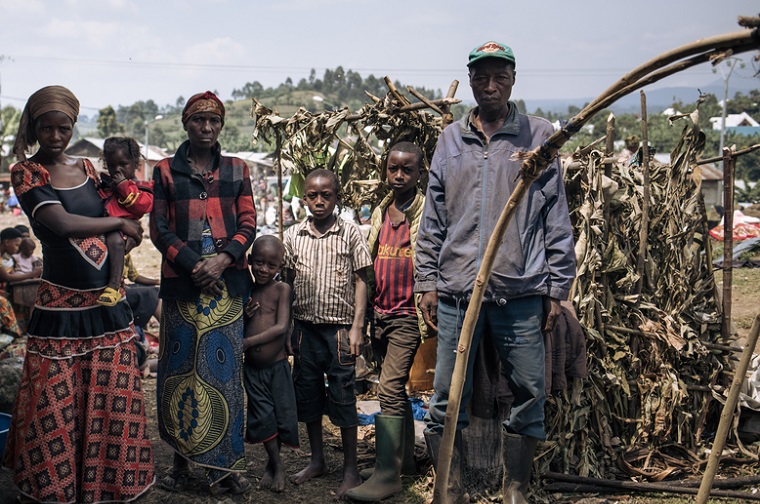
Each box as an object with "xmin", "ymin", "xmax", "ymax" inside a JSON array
[{"xmin": 1, "ymin": 39, "xmax": 576, "ymax": 504}]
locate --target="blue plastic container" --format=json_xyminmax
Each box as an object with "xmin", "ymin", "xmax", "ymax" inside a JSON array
[{"xmin": 0, "ymin": 412, "xmax": 11, "ymax": 455}]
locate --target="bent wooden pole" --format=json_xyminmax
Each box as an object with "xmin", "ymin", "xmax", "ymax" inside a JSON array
[
  {"xmin": 696, "ymin": 312, "xmax": 760, "ymax": 504},
  {"xmin": 431, "ymin": 172, "xmax": 538, "ymax": 503},
  {"xmin": 431, "ymin": 20, "xmax": 760, "ymax": 503}
]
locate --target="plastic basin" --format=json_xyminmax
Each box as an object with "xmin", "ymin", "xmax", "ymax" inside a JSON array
[{"xmin": 0, "ymin": 412, "xmax": 10, "ymax": 455}]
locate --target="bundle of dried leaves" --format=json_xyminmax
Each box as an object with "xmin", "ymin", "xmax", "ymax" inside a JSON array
[
  {"xmin": 251, "ymin": 89, "xmax": 445, "ymax": 212},
  {"xmin": 542, "ymin": 110, "xmax": 732, "ymax": 480}
]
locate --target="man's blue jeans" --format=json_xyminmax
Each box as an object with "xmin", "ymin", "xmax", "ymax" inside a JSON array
[{"xmin": 424, "ymin": 295, "xmax": 546, "ymax": 440}]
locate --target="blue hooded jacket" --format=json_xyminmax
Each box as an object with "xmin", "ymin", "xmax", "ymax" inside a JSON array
[{"xmin": 414, "ymin": 103, "xmax": 576, "ymax": 302}]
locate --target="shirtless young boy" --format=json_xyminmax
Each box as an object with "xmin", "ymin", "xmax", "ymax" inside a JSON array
[{"xmin": 242, "ymin": 235, "xmax": 298, "ymax": 493}]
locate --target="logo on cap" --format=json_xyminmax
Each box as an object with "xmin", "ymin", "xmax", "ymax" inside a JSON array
[{"xmin": 477, "ymin": 42, "xmax": 505, "ymax": 54}]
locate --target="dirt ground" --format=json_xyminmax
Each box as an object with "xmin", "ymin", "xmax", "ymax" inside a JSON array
[{"xmin": 1, "ymin": 211, "xmax": 759, "ymax": 503}]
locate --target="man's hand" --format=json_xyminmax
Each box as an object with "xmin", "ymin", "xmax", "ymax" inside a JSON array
[
  {"xmin": 542, "ymin": 296, "xmax": 562, "ymax": 334},
  {"xmin": 420, "ymin": 291, "xmax": 439, "ymax": 332}
]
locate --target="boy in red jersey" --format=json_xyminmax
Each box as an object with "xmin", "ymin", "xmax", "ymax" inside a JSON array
[{"xmin": 346, "ymin": 141, "xmax": 427, "ymax": 502}]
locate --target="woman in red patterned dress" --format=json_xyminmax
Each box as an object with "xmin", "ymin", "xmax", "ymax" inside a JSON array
[{"xmin": 3, "ymin": 85, "xmax": 155, "ymax": 503}]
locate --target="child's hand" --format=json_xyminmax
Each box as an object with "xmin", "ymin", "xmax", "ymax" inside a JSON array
[
  {"xmin": 348, "ymin": 327, "xmax": 363, "ymax": 357},
  {"xmin": 110, "ymin": 171, "xmax": 126, "ymax": 187},
  {"xmin": 244, "ymin": 299, "xmax": 260, "ymax": 318}
]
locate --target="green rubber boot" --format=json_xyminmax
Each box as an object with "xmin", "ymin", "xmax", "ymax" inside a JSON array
[
  {"xmin": 360, "ymin": 402, "xmax": 417, "ymax": 480},
  {"xmin": 502, "ymin": 431, "xmax": 538, "ymax": 504},
  {"xmin": 346, "ymin": 414, "xmax": 404, "ymax": 502},
  {"xmin": 401, "ymin": 401, "xmax": 416, "ymax": 475},
  {"xmin": 424, "ymin": 431, "xmax": 469, "ymax": 504}
]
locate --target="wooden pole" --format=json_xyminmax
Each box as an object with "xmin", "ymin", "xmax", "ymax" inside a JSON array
[
  {"xmin": 721, "ymin": 147, "xmax": 735, "ymax": 342},
  {"xmin": 600, "ymin": 113, "xmax": 615, "ymax": 334},
  {"xmin": 440, "ymin": 80, "xmax": 459, "ymax": 129},
  {"xmin": 383, "ymin": 76, "xmax": 411, "ymax": 106},
  {"xmin": 275, "ymin": 131, "xmax": 284, "ymax": 240},
  {"xmin": 696, "ymin": 313, "xmax": 760, "ymax": 504},
  {"xmin": 696, "ymin": 142, "xmax": 760, "ymax": 165},
  {"xmin": 545, "ymin": 474, "xmax": 760, "ymax": 501},
  {"xmin": 407, "ymin": 86, "xmax": 444, "ymax": 115},
  {"xmin": 635, "ymin": 91, "xmax": 651, "ymax": 297}
]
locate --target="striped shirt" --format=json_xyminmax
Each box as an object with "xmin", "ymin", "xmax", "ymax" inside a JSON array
[
  {"xmin": 284, "ymin": 217, "xmax": 372, "ymax": 325},
  {"xmin": 373, "ymin": 211, "xmax": 416, "ymax": 316}
]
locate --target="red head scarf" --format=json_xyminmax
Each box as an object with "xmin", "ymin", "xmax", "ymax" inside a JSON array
[{"xmin": 182, "ymin": 91, "xmax": 225, "ymax": 125}]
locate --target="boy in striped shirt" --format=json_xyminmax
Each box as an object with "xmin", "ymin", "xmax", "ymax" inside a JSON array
[{"xmin": 283, "ymin": 169, "xmax": 372, "ymax": 499}]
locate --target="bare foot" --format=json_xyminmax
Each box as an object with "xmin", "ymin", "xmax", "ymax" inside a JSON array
[
  {"xmin": 258, "ymin": 462, "xmax": 274, "ymax": 490},
  {"xmin": 335, "ymin": 467, "xmax": 362, "ymax": 500},
  {"xmin": 290, "ymin": 459, "xmax": 326, "ymax": 485},
  {"xmin": 271, "ymin": 464, "xmax": 286, "ymax": 493}
]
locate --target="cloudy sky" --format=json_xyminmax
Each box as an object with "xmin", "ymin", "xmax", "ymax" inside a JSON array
[{"xmin": 1, "ymin": 0, "xmax": 758, "ymax": 114}]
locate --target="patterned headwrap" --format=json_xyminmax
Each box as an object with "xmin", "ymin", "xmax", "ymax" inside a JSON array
[
  {"xmin": 182, "ymin": 91, "xmax": 225, "ymax": 125},
  {"xmin": 13, "ymin": 85, "xmax": 80, "ymax": 161}
]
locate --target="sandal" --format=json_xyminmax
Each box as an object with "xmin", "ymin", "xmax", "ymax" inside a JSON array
[
  {"xmin": 97, "ymin": 287, "xmax": 123, "ymax": 307},
  {"xmin": 209, "ymin": 474, "xmax": 252, "ymax": 495},
  {"xmin": 159, "ymin": 468, "xmax": 191, "ymax": 492}
]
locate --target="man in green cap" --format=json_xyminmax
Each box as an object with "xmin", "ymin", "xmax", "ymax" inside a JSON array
[{"xmin": 414, "ymin": 41, "xmax": 576, "ymax": 504}]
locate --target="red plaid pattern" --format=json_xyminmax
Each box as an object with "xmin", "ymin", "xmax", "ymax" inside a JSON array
[{"xmin": 150, "ymin": 141, "xmax": 256, "ymax": 301}]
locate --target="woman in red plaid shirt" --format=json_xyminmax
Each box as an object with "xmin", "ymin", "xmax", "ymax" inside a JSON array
[{"xmin": 150, "ymin": 91, "xmax": 256, "ymax": 496}]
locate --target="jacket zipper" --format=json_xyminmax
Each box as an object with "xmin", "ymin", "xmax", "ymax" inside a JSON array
[{"xmin": 477, "ymin": 148, "xmax": 489, "ymax": 271}]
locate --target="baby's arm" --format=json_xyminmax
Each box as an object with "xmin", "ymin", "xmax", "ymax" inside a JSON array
[
  {"xmin": 242, "ymin": 283, "xmax": 292, "ymax": 350},
  {"xmin": 115, "ymin": 179, "xmax": 154, "ymax": 218}
]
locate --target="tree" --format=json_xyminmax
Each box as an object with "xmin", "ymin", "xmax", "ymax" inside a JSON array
[
  {"xmin": 1, "ymin": 106, "xmax": 21, "ymax": 172},
  {"xmin": 97, "ymin": 106, "xmax": 123, "ymax": 138},
  {"xmin": 150, "ymin": 125, "xmax": 168, "ymax": 150},
  {"xmin": 727, "ymin": 90, "xmax": 760, "ymax": 117},
  {"xmin": 232, "ymin": 81, "xmax": 264, "ymax": 99}
]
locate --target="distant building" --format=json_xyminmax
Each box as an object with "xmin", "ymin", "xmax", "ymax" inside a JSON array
[
  {"xmin": 223, "ymin": 151, "xmax": 274, "ymax": 180},
  {"xmin": 709, "ymin": 112, "xmax": 760, "ymax": 136}
]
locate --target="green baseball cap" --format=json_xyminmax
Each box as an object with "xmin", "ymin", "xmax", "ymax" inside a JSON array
[{"xmin": 467, "ymin": 41, "xmax": 516, "ymax": 67}]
